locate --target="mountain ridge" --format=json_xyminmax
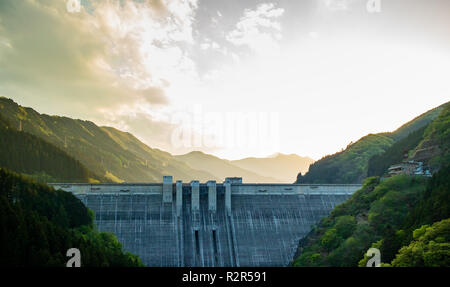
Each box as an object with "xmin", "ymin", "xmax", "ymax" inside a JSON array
[
  {"xmin": 0, "ymin": 97, "xmax": 218, "ymax": 183},
  {"xmin": 175, "ymin": 151, "xmax": 282, "ymax": 183},
  {"xmin": 231, "ymin": 153, "xmax": 314, "ymax": 183},
  {"xmin": 0, "ymin": 113, "xmax": 100, "ymax": 183},
  {"xmin": 296, "ymin": 102, "xmax": 448, "ymax": 184}
]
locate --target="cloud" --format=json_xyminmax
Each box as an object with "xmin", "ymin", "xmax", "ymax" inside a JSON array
[
  {"xmin": 0, "ymin": 0, "xmax": 199, "ymax": 109},
  {"xmin": 98, "ymin": 102, "xmax": 220, "ymax": 156},
  {"xmin": 0, "ymin": 0, "xmax": 199, "ymax": 149},
  {"xmin": 199, "ymin": 38, "xmax": 222, "ymax": 52},
  {"xmin": 322, "ymin": 0, "xmax": 352, "ymax": 11},
  {"xmin": 2, "ymin": 0, "xmax": 449, "ymax": 161},
  {"xmin": 226, "ymin": 3, "xmax": 284, "ymax": 57}
]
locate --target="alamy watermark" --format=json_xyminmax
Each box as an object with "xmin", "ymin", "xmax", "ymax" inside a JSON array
[
  {"xmin": 366, "ymin": 248, "xmax": 381, "ymax": 267},
  {"xmin": 169, "ymin": 105, "xmax": 280, "ymax": 152},
  {"xmin": 66, "ymin": 248, "xmax": 81, "ymax": 267}
]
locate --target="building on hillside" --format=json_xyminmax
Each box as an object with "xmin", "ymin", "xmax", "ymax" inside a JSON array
[{"xmin": 387, "ymin": 160, "xmax": 431, "ymax": 177}]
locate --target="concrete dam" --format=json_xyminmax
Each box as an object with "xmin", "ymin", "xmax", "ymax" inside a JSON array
[{"xmin": 50, "ymin": 177, "xmax": 361, "ymax": 267}]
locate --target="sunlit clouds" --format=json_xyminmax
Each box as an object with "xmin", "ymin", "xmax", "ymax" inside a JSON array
[
  {"xmin": 0, "ymin": 0, "xmax": 449, "ymax": 160},
  {"xmin": 226, "ymin": 3, "xmax": 284, "ymax": 57}
]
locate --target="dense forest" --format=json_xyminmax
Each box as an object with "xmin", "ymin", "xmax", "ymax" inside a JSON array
[
  {"xmin": 414, "ymin": 103, "xmax": 450, "ymax": 169},
  {"xmin": 0, "ymin": 168, "xmax": 142, "ymax": 266},
  {"xmin": 0, "ymin": 114, "xmax": 99, "ymax": 183},
  {"xmin": 296, "ymin": 102, "xmax": 446, "ymax": 184},
  {"xmin": 293, "ymin": 165, "xmax": 449, "ymax": 267},
  {"xmin": 296, "ymin": 134, "xmax": 394, "ymax": 184},
  {"xmin": 293, "ymin": 104, "xmax": 450, "ymax": 267},
  {"xmin": 367, "ymin": 125, "xmax": 427, "ymax": 177}
]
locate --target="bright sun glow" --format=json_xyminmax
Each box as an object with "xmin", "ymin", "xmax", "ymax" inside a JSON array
[{"xmin": 1, "ymin": 0, "xmax": 449, "ymax": 160}]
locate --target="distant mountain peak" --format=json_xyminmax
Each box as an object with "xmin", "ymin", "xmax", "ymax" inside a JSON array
[
  {"xmin": 187, "ymin": 150, "xmax": 206, "ymax": 155},
  {"xmin": 0, "ymin": 97, "xmax": 218, "ymax": 183},
  {"xmin": 231, "ymin": 153, "xmax": 314, "ymax": 183}
]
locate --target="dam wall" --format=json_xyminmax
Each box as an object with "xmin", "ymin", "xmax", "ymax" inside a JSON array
[{"xmin": 49, "ymin": 178, "xmax": 360, "ymax": 266}]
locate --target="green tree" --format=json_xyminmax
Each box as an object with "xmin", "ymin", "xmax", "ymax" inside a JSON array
[
  {"xmin": 391, "ymin": 219, "xmax": 450, "ymax": 267},
  {"xmin": 0, "ymin": 168, "xmax": 143, "ymax": 266}
]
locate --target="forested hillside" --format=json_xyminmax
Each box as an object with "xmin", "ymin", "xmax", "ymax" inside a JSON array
[
  {"xmin": 296, "ymin": 134, "xmax": 394, "ymax": 184},
  {"xmin": 388, "ymin": 218, "xmax": 450, "ymax": 267},
  {"xmin": 293, "ymin": 104, "xmax": 450, "ymax": 267},
  {"xmin": 296, "ymin": 102, "xmax": 447, "ymax": 184},
  {"xmin": 0, "ymin": 168, "xmax": 142, "ymax": 266},
  {"xmin": 0, "ymin": 97, "xmax": 216, "ymax": 183},
  {"xmin": 389, "ymin": 105, "xmax": 444, "ymax": 141},
  {"xmin": 293, "ymin": 167, "xmax": 449, "ymax": 267},
  {"xmin": 411, "ymin": 103, "xmax": 450, "ymax": 170},
  {"xmin": 0, "ymin": 114, "xmax": 99, "ymax": 183},
  {"xmin": 368, "ymin": 102, "xmax": 450, "ymax": 178},
  {"xmin": 367, "ymin": 125, "xmax": 427, "ymax": 177},
  {"xmin": 101, "ymin": 127, "xmax": 219, "ymax": 182}
]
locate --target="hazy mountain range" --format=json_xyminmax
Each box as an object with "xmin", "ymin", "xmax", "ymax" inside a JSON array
[
  {"xmin": 0, "ymin": 97, "xmax": 313, "ymax": 183},
  {"xmin": 3, "ymin": 96, "xmax": 446, "ymax": 185},
  {"xmin": 176, "ymin": 151, "xmax": 313, "ymax": 183}
]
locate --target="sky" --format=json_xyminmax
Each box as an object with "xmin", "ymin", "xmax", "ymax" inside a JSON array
[{"xmin": 0, "ymin": 0, "xmax": 449, "ymax": 160}]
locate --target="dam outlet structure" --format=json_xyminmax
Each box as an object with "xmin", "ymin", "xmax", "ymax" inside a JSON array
[{"xmin": 49, "ymin": 177, "xmax": 361, "ymax": 267}]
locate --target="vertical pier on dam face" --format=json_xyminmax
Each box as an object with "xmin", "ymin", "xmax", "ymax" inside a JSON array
[
  {"xmin": 207, "ymin": 180, "xmax": 217, "ymax": 212},
  {"xmin": 176, "ymin": 180, "xmax": 183, "ymax": 217},
  {"xmin": 163, "ymin": 176, "xmax": 173, "ymax": 203},
  {"xmin": 49, "ymin": 179, "xmax": 361, "ymax": 267}
]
